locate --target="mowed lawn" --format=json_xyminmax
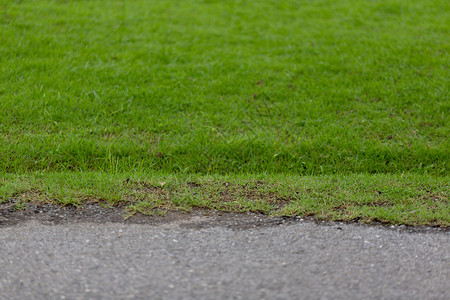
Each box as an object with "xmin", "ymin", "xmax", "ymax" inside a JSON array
[{"xmin": 0, "ymin": 0, "xmax": 448, "ymax": 225}]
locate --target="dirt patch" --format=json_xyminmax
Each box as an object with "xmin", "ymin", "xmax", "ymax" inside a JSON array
[
  {"xmin": 0, "ymin": 203, "xmax": 128, "ymax": 227},
  {"xmin": 0, "ymin": 202, "xmax": 294, "ymax": 230},
  {"xmin": 0, "ymin": 203, "xmax": 447, "ymax": 233}
]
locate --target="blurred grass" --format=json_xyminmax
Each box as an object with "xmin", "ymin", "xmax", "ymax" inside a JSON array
[
  {"xmin": 0, "ymin": 0, "xmax": 448, "ymax": 174},
  {"xmin": 0, "ymin": 0, "xmax": 448, "ymax": 225}
]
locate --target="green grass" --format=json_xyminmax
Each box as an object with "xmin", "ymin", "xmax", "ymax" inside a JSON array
[
  {"xmin": 0, "ymin": 0, "xmax": 448, "ymax": 225},
  {"xmin": 1, "ymin": 172, "xmax": 448, "ymax": 226}
]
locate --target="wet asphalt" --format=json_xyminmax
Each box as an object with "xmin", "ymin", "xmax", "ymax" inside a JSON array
[{"xmin": 0, "ymin": 214, "xmax": 449, "ymax": 300}]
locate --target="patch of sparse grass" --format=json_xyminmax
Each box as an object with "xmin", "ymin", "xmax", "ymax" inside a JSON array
[{"xmin": 0, "ymin": 172, "xmax": 448, "ymax": 226}]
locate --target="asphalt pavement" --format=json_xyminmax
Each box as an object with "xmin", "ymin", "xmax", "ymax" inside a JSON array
[{"xmin": 0, "ymin": 213, "xmax": 448, "ymax": 300}]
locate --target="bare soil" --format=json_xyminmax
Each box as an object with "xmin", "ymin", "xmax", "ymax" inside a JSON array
[
  {"xmin": 0, "ymin": 202, "xmax": 293, "ymax": 229},
  {"xmin": 0, "ymin": 202, "xmax": 447, "ymax": 233}
]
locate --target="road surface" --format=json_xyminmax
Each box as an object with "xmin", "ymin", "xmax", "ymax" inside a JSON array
[{"xmin": 0, "ymin": 211, "xmax": 448, "ymax": 299}]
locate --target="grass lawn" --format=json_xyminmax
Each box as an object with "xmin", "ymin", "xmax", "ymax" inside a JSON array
[{"xmin": 1, "ymin": 0, "xmax": 448, "ymax": 225}]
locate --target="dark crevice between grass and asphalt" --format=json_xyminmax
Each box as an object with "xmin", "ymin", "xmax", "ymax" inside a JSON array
[{"xmin": 0, "ymin": 173, "xmax": 448, "ymax": 227}]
